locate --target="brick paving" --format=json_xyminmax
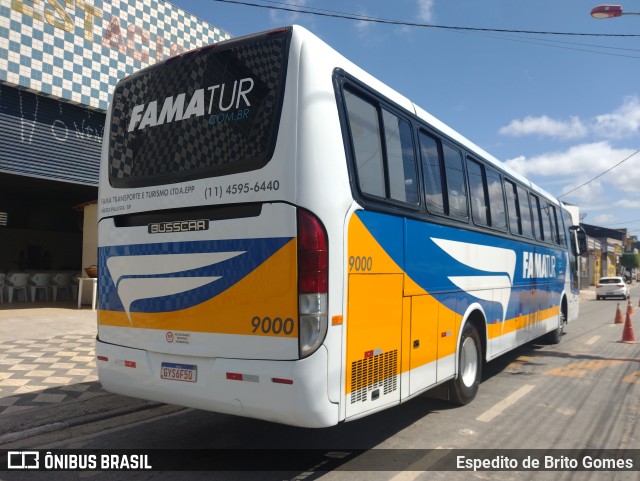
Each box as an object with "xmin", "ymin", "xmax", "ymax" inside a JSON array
[
  {"xmin": 0, "ymin": 303, "xmax": 104, "ymax": 418},
  {"xmin": 0, "ymin": 333, "xmax": 104, "ymax": 415}
]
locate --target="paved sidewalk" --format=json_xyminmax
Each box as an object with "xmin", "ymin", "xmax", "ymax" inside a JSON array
[
  {"xmin": 580, "ymin": 285, "xmax": 596, "ymax": 300},
  {"xmin": 0, "ymin": 302, "xmax": 104, "ymax": 417}
]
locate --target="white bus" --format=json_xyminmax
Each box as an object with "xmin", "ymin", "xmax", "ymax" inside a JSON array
[{"xmin": 96, "ymin": 26, "xmax": 585, "ymax": 428}]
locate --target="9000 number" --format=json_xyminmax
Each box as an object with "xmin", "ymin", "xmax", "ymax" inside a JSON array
[
  {"xmin": 251, "ymin": 316, "xmax": 294, "ymax": 335},
  {"xmin": 349, "ymin": 255, "xmax": 373, "ymax": 272}
]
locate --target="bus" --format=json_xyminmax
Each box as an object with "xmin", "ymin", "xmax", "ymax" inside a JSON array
[{"xmin": 96, "ymin": 26, "xmax": 585, "ymax": 428}]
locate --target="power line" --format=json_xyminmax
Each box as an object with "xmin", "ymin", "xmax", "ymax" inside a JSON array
[
  {"xmin": 211, "ymin": 0, "xmax": 640, "ymax": 37},
  {"xmin": 452, "ymin": 30, "xmax": 640, "ymax": 59},
  {"xmin": 507, "ymin": 35, "xmax": 640, "ymax": 54},
  {"xmin": 213, "ymin": 0, "xmax": 640, "ymax": 58},
  {"xmin": 557, "ymin": 149, "xmax": 640, "ymax": 198},
  {"xmin": 603, "ymin": 219, "xmax": 640, "ymax": 227}
]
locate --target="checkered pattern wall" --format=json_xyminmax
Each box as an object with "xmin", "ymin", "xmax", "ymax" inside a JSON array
[{"xmin": 0, "ymin": 0, "xmax": 231, "ymax": 111}]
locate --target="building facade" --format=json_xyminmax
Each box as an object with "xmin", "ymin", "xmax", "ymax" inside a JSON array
[
  {"xmin": 581, "ymin": 223, "xmax": 627, "ymax": 283},
  {"xmin": 0, "ymin": 0, "xmax": 229, "ymax": 276}
]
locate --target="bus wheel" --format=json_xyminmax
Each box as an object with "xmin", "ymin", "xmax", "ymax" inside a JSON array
[
  {"xmin": 544, "ymin": 301, "xmax": 566, "ymax": 345},
  {"xmin": 449, "ymin": 324, "xmax": 482, "ymax": 405}
]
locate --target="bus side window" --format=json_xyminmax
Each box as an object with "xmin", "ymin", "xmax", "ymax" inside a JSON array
[
  {"xmin": 486, "ymin": 166, "xmax": 506, "ymax": 230},
  {"xmin": 442, "ymin": 143, "xmax": 468, "ymax": 220},
  {"xmin": 517, "ymin": 185, "xmax": 534, "ymax": 238},
  {"xmin": 506, "ymin": 180, "xmax": 535, "ymax": 238},
  {"xmin": 344, "ymin": 90, "xmax": 386, "ymax": 198},
  {"xmin": 549, "ymin": 204, "xmax": 560, "ymax": 244},
  {"xmin": 382, "ymin": 110, "xmax": 419, "ymax": 205},
  {"xmin": 530, "ymin": 194, "xmax": 543, "ymax": 241},
  {"xmin": 419, "ymin": 131, "xmax": 445, "ymax": 216},
  {"xmin": 467, "ymin": 159, "xmax": 506, "ymax": 230},
  {"xmin": 467, "ymin": 159, "xmax": 488, "ymax": 226},
  {"xmin": 505, "ymin": 180, "xmax": 521, "ymax": 235},
  {"xmin": 540, "ymin": 201, "xmax": 553, "ymax": 243}
]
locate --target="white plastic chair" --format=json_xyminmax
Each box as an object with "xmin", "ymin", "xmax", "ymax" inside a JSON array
[
  {"xmin": 50, "ymin": 273, "xmax": 72, "ymax": 301},
  {"xmin": 6, "ymin": 273, "xmax": 29, "ymax": 302},
  {"xmin": 29, "ymin": 273, "xmax": 51, "ymax": 302},
  {"xmin": 71, "ymin": 272, "xmax": 81, "ymax": 300}
]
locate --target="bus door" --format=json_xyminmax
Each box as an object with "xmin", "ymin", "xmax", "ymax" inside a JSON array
[
  {"xmin": 486, "ymin": 287, "xmax": 511, "ymax": 358},
  {"xmin": 407, "ymin": 295, "xmax": 437, "ymax": 396},
  {"xmin": 403, "ymin": 221, "xmax": 460, "ymax": 394}
]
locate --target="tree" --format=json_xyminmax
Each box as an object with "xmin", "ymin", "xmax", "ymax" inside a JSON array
[{"xmin": 619, "ymin": 253, "xmax": 640, "ymax": 279}]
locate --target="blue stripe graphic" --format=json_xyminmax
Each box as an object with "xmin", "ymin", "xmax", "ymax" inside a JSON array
[
  {"xmin": 98, "ymin": 237, "xmax": 292, "ymax": 313},
  {"xmin": 357, "ymin": 211, "xmax": 566, "ymax": 321}
]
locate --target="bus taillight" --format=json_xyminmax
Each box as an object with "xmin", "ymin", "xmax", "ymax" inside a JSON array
[{"xmin": 297, "ymin": 209, "xmax": 328, "ymax": 358}]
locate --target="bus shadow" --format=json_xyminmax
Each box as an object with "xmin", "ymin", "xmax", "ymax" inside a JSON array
[
  {"xmin": 171, "ymin": 344, "xmax": 555, "ymax": 453},
  {"xmin": 482, "ymin": 342, "xmax": 544, "ymax": 381},
  {"xmin": 203, "ymin": 393, "xmax": 451, "ymax": 451}
]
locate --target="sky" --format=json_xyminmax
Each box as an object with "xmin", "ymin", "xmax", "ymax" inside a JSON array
[{"xmin": 171, "ymin": 0, "xmax": 640, "ymax": 231}]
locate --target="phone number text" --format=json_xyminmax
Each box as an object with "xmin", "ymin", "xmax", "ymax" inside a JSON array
[{"xmin": 205, "ymin": 180, "xmax": 280, "ymax": 200}]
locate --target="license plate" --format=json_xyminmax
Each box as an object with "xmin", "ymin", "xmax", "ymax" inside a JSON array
[{"xmin": 160, "ymin": 362, "xmax": 197, "ymax": 382}]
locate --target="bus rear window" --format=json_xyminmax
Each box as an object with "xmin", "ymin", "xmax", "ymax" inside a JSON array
[{"xmin": 108, "ymin": 29, "xmax": 291, "ymax": 188}]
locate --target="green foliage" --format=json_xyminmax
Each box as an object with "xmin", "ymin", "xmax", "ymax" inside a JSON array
[{"xmin": 620, "ymin": 253, "xmax": 640, "ymax": 270}]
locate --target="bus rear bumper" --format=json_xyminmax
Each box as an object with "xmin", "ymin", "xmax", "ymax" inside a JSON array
[{"xmin": 95, "ymin": 340, "xmax": 339, "ymax": 428}]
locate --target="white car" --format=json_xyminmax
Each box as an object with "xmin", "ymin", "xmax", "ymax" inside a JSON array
[{"xmin": 595, "ymin": 276, "xmax": 629, "ymax": 300}]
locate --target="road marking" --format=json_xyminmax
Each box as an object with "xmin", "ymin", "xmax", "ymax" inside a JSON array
[
  {"xmin": 476, "ymin": 384, "xmax": 535, "ymax": 423},
  {"xmin": 585, "ymin": 335, "xmax": 601, "ymax": 346},
  {"xmin": 388, "ymin": 450, "xmax": 450, "ymax": 481},
  {"xmin": 388, "ymin": 471, "xmax": 422, "ymax": 481}
]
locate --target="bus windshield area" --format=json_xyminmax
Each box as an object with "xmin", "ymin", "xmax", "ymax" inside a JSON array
[{"xmin": 108, "ymin": 29, "xmax": 291, "ymax": 188}]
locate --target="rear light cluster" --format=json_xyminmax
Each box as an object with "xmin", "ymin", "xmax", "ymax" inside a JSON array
[
  {"xmin": 96, "ymin": 356, "xmax": 136, "ymax": 368},
  {"xmin": 297, "ymin": 209, "xmax": 328, "ymax": 358}
]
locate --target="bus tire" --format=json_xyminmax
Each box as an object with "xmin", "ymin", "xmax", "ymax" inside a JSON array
[
  {"xmin": 449, "ymin": 324, "xmax": 482, "ymax": 405},
  {"xmin": 544, "ymin": 299, "xmax": 567, "ymax": 345}
]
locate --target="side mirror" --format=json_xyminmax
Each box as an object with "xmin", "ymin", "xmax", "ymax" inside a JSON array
[{"xmin": 569, "ymin": 226, "xmax": 587, "ymax": 256}]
